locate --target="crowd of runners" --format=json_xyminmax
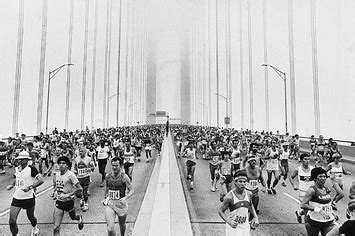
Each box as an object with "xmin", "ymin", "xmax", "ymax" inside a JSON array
[
  {"xmin": 0, "ymin": 124, "xmax": 354, "ymax": 236},
  {"xmin": 171, "ymin": 125, "xmax": 355, "ymax": 236},
  {"xmin": 0, "ymin": 125, "xmax": 164, "ymax": 236}
]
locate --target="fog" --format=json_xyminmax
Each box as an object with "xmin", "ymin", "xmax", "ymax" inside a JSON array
[{"xmin": 0, "ymin": 0, "xmax": 355, "ymax": 141}]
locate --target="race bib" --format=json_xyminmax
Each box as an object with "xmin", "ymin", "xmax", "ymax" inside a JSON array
[
  {"xmin": 334, "ymin": 173, "xmax": 342, "ymax": 179},
  {"xmin": 212, "ymin": 156, "xmax": 219, "ymax": 162},
  {"xmin": 271, "ymin": 159, "xmax": 278, "ymax": 164},
  {"xmin": 223, "ymin": 169, "xmax": 231, "ymax": 175},
  {"xmin": 15, "ymin": 179, "xmax": 25, "ymax": 187},
  {"xmin": 234, "ymin": 215, "xmax": 247, "ymax": 224},
  {"xmin": 249, "ymin": 180, "xmax": 258, "ymax": 188},
  {"xmin": 321, "ymin": 204, "xmax": 333, "ymax": 214},
  {"xmin": 108, "ymin": 190, "xmax": 120, "ymax": 200},
  {"xmin": 78, "ymin": 168, "xmax": 87, "ymax": 176}
]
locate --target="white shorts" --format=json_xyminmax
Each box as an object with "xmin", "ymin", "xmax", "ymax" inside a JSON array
[{"xmin": 225, "ymin": 223, "xmax": 250, "ymax": 236}]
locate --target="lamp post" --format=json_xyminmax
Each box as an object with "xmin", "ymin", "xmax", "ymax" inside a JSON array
[
  {"xmin": 215, "ymin": 93, "xmax": 228, "ymax": 127},
  {"xmin": 261, "ymin": 64, "xmax": 288, "ymax": 134},
  {"xmin": 45, "ymin": 63, "xmax": 74, "ymax": 134}
]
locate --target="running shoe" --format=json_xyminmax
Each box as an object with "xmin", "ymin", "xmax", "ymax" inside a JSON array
[
  {"xmin": 211, "ymin": 187, "xmax": 216, "ymax": 192},
  {"xmin": 80, "ymin": 199, "xmax": 84, "ymax": 208},
  {"xmin": 31, "ymin": 226, "xmax": 39, "ymax": 236},
  {"xmin": 0, "ymin": 170, "xmax": 5, "ymax": 174},
  {"xmin": 146, "ymin": 159, "xmax": 150, "ymax": 163},
  {"xmin": 220, "ymin": 193, "xmax": 224, "ymax": 202},
  {"xmin": 295, "ymin": 211, "xmax": 302, "ymax": 224},
  {"xmin": 87, "ymin": 189, "xmax": 91, "ymax": 196},
  {"xmin": 83, "ymin": 203, "xmax": 88, "ymax": 212},
  {"xmin": 281, "ymin": 182, "xmax": 286, "ymax": 187},
  {"xmin": 271, "ymin": 188, "xmax": 277, "ymax": 194},
  {"xmin": 346, "ymin": 209, "xmax": 351, "ymax": 219},
  {"xmin": 267, "ymin": 189, "xmax": 272, "ymax": 194},
  {"xmin": 331, "ymin": 202, "xmax": 338, "ymax": 211},
  {"xmin": 256, "ymin": 209, "xmax": 260, "ymax": 215},
  {"xmin": 78, "ymin": 215, "xmax": 84, "ymax": 230},
  {"xmin": 100, "ymin": 181, "xmax": 104, "ymax": 187}
]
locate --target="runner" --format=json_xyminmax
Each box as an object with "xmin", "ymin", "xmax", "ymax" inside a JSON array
[
  {"xmin": 264, "ymin": 140, "xmax": 280, "ymax": 194},
  {"xmin": 144, "ymin": 136, "xmax": 152, "ymax": 162},
  {"xmin": 326, "ymin": 199, "xmax": 355, "ymax": 236},
  {"xmin": 230, "ymin": 139, "xmax": 241, "ymax": 175},
  {"xmin": 279, "ymin": 142, "xmax": 290, "ymax": 187},
  {"xmin": 96, "ymin": 140, "xmax": 111, "ymax": 187},
  {"xmin": 219, "ymin": 169, "xmax": 259, "ymax": 236},
  {"xmin": 123, "ymin": 139, "xmax": 136, "ymax": 181},
  {"xmin": 325, "ymin": 153, "xmax": 350, "ymax": 211},
  {"xmin": 244, "ymin": 155, "xmax": 266, "ymax": 215},
  {"xmin": 7, "ymin": 151, "xmax": 44, "ymax": 236},
  {"xmin": 182, "ymin": 141, "xmax": 197, "ymax": 190},
  {"xmin": 219, "ymin": 149, "xmax": 233, "ymax": 202},
  {"xmin": 289, "ymin": 153, "xmax": 314, "ymax": 224},
  {"xmin": 103, "ymin": 157, "xmax": 134, "ymax": 236},
  {"xmin": 207, "ymin": 140, "xmax": 221, "ymax": 192},
  {"xmin": 300, "ymin": 167, "xmax": 336, "ymax": 236},
  {"xmin": 0, "ymin": 140, "xmax": 8, "ymax": 174},
  {"xmin": 74, "ymin": 147, "xmax": 95, "ymax": 211},
  {"xmin": 316, "ymin": 135, "xmax": 327, "ymax": 167},
  {"xmin": 52, "ymin": 156, "xmax": 84, "ymax": 235}
]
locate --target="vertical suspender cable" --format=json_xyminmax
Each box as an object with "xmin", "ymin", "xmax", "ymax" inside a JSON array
[
  {"xmin": 91, "ymin": 0, "xmax": 98, "ymax": 129},
  {"xmin": 263, "ymin": 0, "xmax": 269, "ymax": 131},
  {"xmin": 36, "ymin": 0, "xmax": 48, "ymax": 134},
  {"xmin": 239, "ymin": 0, "xmax": 244, "ymax": 129},
  {"xmin": 116, "ymin": 0, "xmax": 123, "ymax": 127},
  {"xmin": 247, "ymin": 0, "xmax": 253, "ymax": 131}
]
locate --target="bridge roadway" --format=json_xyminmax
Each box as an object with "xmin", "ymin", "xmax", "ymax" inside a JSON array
[{"xmin": 0, "ymin": 135, "xmax": 354, "ymax": 235}]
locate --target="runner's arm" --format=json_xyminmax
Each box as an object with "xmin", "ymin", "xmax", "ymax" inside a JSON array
[{"xmin": 122, "ymin": 175, "xmax": 134, "ymax": 201}]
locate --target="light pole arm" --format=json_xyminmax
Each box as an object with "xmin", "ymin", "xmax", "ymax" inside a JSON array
[
  {"xmin": 261, "ymin": 64, "xmax": 285, "ymax": 81},
  {"xmin": 49, "ymin": 63, "xmax": 74, "ymax": 80}
]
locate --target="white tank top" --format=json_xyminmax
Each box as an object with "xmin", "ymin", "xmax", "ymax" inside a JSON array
[
  {"xmin": 280, "ymin": 150, "xmax": 289, "ymax": 160},
  {"xmin": 185, "ymin": 148, "xmax": 197, "ymax": 162},
  {"xmin": 329, "ymin": 164, "xmax": 343, "ymax": 182},
  {"xmin": 228, "ymin": 190, "xmax": 251, "ymax": 228},
  {"xmin": 124, "ymin": 147, "xmax": 135, "ymax": 163},
  {"xmin": 298, "ymin": 166, "xmax": 313, "ymax": 192}
]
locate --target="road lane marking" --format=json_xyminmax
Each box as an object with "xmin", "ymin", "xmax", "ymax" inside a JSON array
[
  {"xmin": 0, "ymin": 186, "xmax": 53, "ymax": 217},
  {"xmin": 283, "ymin": 192, "xmax": 301, "ymax": 204}
]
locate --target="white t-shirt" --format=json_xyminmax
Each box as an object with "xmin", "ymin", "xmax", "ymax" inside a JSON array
[{"xmin": 96, "ymin": 146, "xmax": 110, "ymax": 160}]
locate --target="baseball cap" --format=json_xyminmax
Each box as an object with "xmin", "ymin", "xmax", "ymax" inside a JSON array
[{"xmin": 15, "ymin": 151, "xmax": 31, "ymax": 160}]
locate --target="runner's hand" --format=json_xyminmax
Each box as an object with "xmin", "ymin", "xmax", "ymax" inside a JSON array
[
  {"xmin": 57, "ymin": 193, "xmax": 69, "ymax": 201},
  {"xmin": 6, "ymin": 184, "xmax": 14, "ymax": 190},
  {"xmin": 260, "ymin": 187, "xmax": 266, "ymax": 193},
  {"xmin": 227, "ymin": 219, "xmax": 238, "ymax": 228},
  {"xmin": 250, "ymin": 217, "xmax": 259, "ymax": 229}
]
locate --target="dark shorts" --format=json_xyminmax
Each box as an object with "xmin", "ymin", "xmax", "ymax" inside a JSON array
[
  {"xmin": 11, "ymin": 197, "xmax": 35, "ymax": 209},
  {"xmin": 124, "ymin": 162, "xmax": 134, "ymax": 168},
  {"xmin": 280, "ymin": 159, "xmax": 289, "ymax": 167},
  {"xmin": 233, "ymin": 163, "xmax": 241, "ymax": 171},
  {"xmin": 79, "ymin": 176, "xmax": 91, "ymax": 188},
  {"xmin": 56, "ymin": 199, "xmax": 75, "ymax": 212},
  {"xmin": 186, "ymin": 160, "xmax": 196, "ymax": 168},
  {"xmin": 221, "ymin": 174, "xmax": 232, "ymax": 184},
  {"xmin": 209, "ymin": 164, "xmax": 219, "ymax": 180}
]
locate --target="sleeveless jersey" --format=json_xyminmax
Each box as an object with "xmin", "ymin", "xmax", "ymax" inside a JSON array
[
  {"xmin": 266, "ymin": 148, "xmax": 279, "ymax": 171},
  {"xmin": 96, "ymin": 146, "xmax": 110, "ymax": 160},
  {"xmin": 123, "ymin": 147, "xmax": 135, "ymax": 164},
  {"xmin": 280, "ymin": 149, "xmax": 289, "ymax": 160},
  {"xmin": 307, "ymin": 186, "xmax": 334, "ymax": 222},
  {"xmin": 220, "ymin": 161, "xmax": 232, "ymax": 176},
  {"xmin": 13, "ymin": 165, "xmax": 38, "ymax": 199},
  {"xmin": 209, "ymin": 149, "xmax": 221, "ymax": 166},
  {"xmin": 227, "ymin": 190, "xmax": 251, "ymax": 229},
  {"xmin": 185, "ymin": 148, "xmax": 197, "ymax": 163},
  {"xmin": 298, "ymin": 166, "xmax": 314, "ymax": 195},
  {"xmin": 231, "ymin": 148, "xmax": 241, "ymax": 165},
  {"xmin": 106, "ymin": 171, "xmax": 129, "ymax": 200},
  {"xmin": 329, "ymin": 164, "xmax": 343, "ymax": 183}
]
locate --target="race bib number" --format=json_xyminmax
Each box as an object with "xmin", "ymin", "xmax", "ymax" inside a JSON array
[
  {"xmin": 212, "ymin": 156, "xmax": 219, "ymax": 162},
  {"xmin": 78, "ymin": 168, "xmax": 87, "ymax": 176},
  {"xmin": 322, "ymin": 205, "xmax": 333, "ymax": 214},
  {"xmin": 249, "ymin": 180, "xmax": 258, "ymax": 188},
  {"xmin": 108, "ymin": 190, "xmax": 120, "ymax": 200},
  {"xmin": 15, "ymin": 179, "xmax": 25, "ymax": 187},
  {"xmin": 234, "ymin": 215, "xmax": 247, "ymax": 224},
  {"xmin": 223, "ymin": 169, "xmax": 231, "ymax": 175},
  {"xmin": 334, "ymin": 173, "xmax": 342, "ymax": 179}
]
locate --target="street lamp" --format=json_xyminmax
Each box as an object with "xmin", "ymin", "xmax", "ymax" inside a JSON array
[
  {"xmin": 261, "ymin": 64, "xmax": 288, "ymax": 134},
  {"xmin": 215, "ymin": 93, "xmax": 228, "ymax": 127},
  {"xmin": 45, "ymin": 63, "xmax": 74, "ymax": 134}
]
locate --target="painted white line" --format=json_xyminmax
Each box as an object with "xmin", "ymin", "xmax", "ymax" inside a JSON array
[
  {"xmin": 283, "ymin": 192, "xmax": 301, "ymax": 204},
  {"xmin": 0, "ymin": 186, "xmax": 53, "ymax": 217}
]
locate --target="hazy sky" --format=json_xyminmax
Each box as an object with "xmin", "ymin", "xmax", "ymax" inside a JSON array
[{"xmin": 1, "ymin": 0, "xmax": 355, "ymax": 141}]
